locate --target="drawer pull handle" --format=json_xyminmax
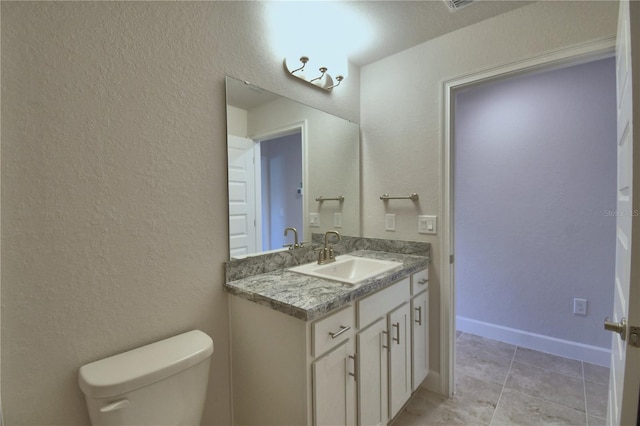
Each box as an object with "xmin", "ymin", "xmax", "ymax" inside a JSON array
[
  {"xmin": 348, "ymin": 354, "xmax": 357, "ymax": 381},
  {"xmin": 329, "ymin": 325, "xmax": 351, "ymax": 339},
  {"xmin": 418, "ymin": 279, "xmax": 428, "ymax": 285},
  {"xmin": 392, "ymin": 322, "xmax": 400, "ymax": 344},
  {"xmin": 415, "ymin": 306, "xmax": 422, "ymax": 326},
  {"xmin": 382, "ymin": 330, "xmax": 389, "ymax": 349}
]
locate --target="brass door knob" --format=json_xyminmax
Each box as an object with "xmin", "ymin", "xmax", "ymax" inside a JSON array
[{"xmin": 604, "ymin": 317, "xmax": 627, "ymax": 340}]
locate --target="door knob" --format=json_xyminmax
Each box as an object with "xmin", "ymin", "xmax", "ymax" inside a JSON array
[{"xmin": 604, "ymin": 317, "xmax": 627, "ymax": 340}]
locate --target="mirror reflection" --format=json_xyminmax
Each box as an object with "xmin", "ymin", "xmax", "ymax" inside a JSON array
[{"xmin": 226, "ymin": 76, "xmax": 360, "ymax": 259}]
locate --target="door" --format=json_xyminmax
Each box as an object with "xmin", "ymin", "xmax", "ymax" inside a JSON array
[
  {"xmin": 312, "ymin": 340, "xmax": 357, "ymax": 426},
  {"xmin": 357, "ymin": 318, "xmax": 388, "ymax": 426},
  {"xmin": 388, "ymin": 303, "xmax": 411, "ymax": 419},
  {"xmin": 228, "ymin": 135, "xmax": 257, "ymax": 257},
  {"xmin": 606, "ymin": 1, "xmax": 640, "ymax": 425},
  {"xmin": 411, "ymin": 290, "xmax": 429, "ymax": 391}
]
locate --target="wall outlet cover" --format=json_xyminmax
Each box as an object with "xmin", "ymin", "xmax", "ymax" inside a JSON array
[
  {"xmin": 573, "ymin": 298, "xmax": 587, "ymax": 316},
  {"xmin": 309, "ymin": 213, "xmax": 320, "ymax": 227},
  {"xmin": 418, "ymin": 215, "xmax": 437, "ymax": 234},
  {"xmin": 385, "ymin": 214, "xmax": 396, "ymax": 231},
  {"xmin": 333, "ymin": 213, "xmax": 343, "ymax": 228}
]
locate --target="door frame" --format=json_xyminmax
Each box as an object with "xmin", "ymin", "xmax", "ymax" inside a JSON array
[
  {"xmin": 251, "ymin": 120, "xmax": 308, "ymax": 251},
  {"xmin": 440, "ymin": 37, "xmax": 616, "ymax": 397}
]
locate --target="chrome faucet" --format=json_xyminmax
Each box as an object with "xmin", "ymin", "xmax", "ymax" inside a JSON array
[
  {"xmin": 317, "ymin": 230, "xmax": 341, "ymax": 264},
  {"xmin": 284, "ymin": 227, "xmax": 300, "ymax": 250}
]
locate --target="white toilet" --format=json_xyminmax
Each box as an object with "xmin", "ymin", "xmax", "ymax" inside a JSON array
[{"xmin": 78, "ymin": 330, "xmax": 214, "ymax": 426}]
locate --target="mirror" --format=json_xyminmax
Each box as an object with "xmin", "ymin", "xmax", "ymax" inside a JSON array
[{"xmin": 226, "ymin": 76, "xmax": 360, "ymax": 259}]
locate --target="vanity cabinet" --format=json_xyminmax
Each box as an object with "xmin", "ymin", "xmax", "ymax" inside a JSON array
[{"xmin": 228, "ymin": 267, "xmax": 429, "ymax": 426}]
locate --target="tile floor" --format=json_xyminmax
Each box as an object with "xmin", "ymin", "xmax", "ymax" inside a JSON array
[{"xmin": 392, "ymin": 332, "xmax": 610, "ymax": 426}]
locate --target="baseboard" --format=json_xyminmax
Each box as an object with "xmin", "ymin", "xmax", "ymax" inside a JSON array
[
  {"xmin": 456, "ymin": 316, "xmax": 610, "ymax": 367},
  {"xmin": 422, "ymin": 370, "xmax": 441, "ymax": 394}
]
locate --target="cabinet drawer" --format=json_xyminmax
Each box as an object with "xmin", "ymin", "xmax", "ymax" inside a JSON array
[
  {"xmin": 411, "ymin": 269, "xmax": 429, "ymax": 295},
  {"xmin": 358, "ymin": 277, "xmax": 410, "ymax": 328},
  {"xmin": 312, "ymin": 305, "xmax": 355, "ymax": 357}
]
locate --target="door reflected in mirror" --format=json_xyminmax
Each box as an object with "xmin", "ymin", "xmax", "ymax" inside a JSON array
[{"xmin": 226, "ymin": 76, "xmax": 360, "ymax": 259}]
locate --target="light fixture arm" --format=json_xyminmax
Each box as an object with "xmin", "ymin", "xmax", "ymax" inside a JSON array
[
  {"xmin": 326, "ymin": 75, "xmax": 344, "ymax": 90},
  {"xmin": 290, "ymin": 56, "xmax": 309, "ymax": 74},
  {"xmin": 309, "ymin": 67, "xmax": 328, "ymax": 83},
  {"xmin": 284, "ymin": 56, "xmax": 346, "ymax": 92}
]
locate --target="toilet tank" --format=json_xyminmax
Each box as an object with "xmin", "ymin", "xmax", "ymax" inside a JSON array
[{"xmin": 79, "ymin": 330, "xmax": 214, "ymax": 426}]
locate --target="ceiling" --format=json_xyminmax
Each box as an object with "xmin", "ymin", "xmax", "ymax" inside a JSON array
[
  {"xmin": 341, "ymin": 0, "xmax": 533, "ymax": 66},
  {"xmin": 229, "ymin": 0, "xmax": 534, "ymax": 109}
]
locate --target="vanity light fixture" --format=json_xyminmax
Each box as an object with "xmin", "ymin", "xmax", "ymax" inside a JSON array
[{"xmin": 285, "ymin": 56, "xmax": 345, "ymax": 91}]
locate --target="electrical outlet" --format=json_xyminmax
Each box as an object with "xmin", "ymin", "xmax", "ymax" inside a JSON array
[
  {"xmin": 309, "ymin": 213, "xmax": 320, "ymax": 227},
  {"xmin": 573, "ymin": 298, "xmax": 587, "ymax": 316},
  {"xmin": 385, "ymin": 214, "xmax": 396, "ymax": 231}
]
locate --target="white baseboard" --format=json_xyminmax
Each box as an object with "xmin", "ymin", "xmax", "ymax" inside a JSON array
[
  {"xmin": 456, "ymin": 316, "xmax": 610, "ymax": 367},
  {"xmin": 422, "ymin": 370, "xmax": 441, "ymax": 394}
]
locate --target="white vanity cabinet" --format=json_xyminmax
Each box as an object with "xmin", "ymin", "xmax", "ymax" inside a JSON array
[{"xmin": 228, "ymin": 267, "xmax": 429, "ymax": 426}]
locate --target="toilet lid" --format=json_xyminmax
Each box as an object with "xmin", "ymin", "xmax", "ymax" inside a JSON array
[{"xmin": 78, "ymin": 330, "xmax": 213, "ymax": 398}]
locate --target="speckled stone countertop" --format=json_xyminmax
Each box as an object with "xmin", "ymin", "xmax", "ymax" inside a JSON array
[{"xmin": 224, "ymin": 249, "xmax": 429, "ymax": 321}]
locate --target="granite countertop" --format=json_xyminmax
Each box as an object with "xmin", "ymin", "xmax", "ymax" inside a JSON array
[{"xmin": 224, "ymin": 250, "xmax": 429, "ymax": 321}]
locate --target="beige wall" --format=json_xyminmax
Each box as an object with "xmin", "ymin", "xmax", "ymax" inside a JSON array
[
  {"xmin": 360, "ymin": 0, "xmax": 617, "ymax": 388},
  {"xmin": 0, "ymin": 2, "xmax": 358, "ymax": 425},
  {"xmin": 1, "ymin": 0, "xmax": 619, "ymax": 424}
]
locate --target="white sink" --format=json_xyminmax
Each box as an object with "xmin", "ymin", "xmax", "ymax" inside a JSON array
[{"xmin": 289, "ymin": 255, "xmax": 402, "ymax": 285}]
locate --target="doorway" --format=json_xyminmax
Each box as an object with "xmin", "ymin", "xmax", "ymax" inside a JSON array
[
  {"xmin": 258, "ymin": 131, "xmax": 304, "ymax": 251},
  {"xmin": 454, "ymin": 56, "xmax": 616, "ymax": 361},
  {"xmin": 441, "ymin": 38, "xmax": 617, "ymax": 398}
]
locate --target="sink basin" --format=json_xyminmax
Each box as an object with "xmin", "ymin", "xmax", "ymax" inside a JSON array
[{"xmin": 289, "ymin": 255, "xmax": 402, "ymax": 284}]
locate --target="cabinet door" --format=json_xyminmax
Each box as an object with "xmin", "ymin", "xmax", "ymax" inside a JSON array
[
  {"xmin": 312, "ymin": 340, "xmax": 357, "ymax": 426},
  {"xmin": 411, "ymin": 290, "xmax": 429, "ymax": 391},
  {"xmin": 356, "ymin": 318, "xmax": 388, "ymax": 426},
  {"xmin": 388, "ymin": 302, "xmax": 412, "ymax": 419}
]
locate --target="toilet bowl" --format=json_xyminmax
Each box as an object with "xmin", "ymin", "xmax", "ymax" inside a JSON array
[{"xmin": 79, "ymin": 330, "xmax": 214, "ymax": 426}]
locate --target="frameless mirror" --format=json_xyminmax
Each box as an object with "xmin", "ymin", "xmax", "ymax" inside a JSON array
[{"xmin": 226, "ymin": 76, "xmax": 360, "ymax": 259}]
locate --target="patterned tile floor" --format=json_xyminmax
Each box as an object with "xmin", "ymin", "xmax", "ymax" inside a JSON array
[{"xmin": 392, "ymin": 332, "xmax": 610, "ymax": 426}]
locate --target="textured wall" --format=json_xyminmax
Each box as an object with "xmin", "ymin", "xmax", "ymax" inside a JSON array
[
  {"xmin": 455, "ymin": 58, "xmax": 616, "ymax": 347},
  {"xmin": 1, "ymin": 2, "xmax": 358, "ymax": 425},
  {"xmin": 360, "ymin": 0, "xmax": 618, "ymax": 387}
]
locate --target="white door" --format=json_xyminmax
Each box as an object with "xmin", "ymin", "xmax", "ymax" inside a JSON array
[
  {"xmin": 411, "ymin": 290, "xmax": 429, "ymax": 391},
  {"xmin": 357, "ymin": 317, "xmax": 388, "ymax": 426},
  {"xmin": 228, "ymin": 135, "xmax": 257, "ymax": 258},
  {"xmin": 606, "ymin": 1, "xmax": 640, "ymax": 425},
  {"xmin": 388, "ymin": 303, "xmax": 412, "ymax": 419},
  {"xmin": 312, "ymin": 340, "xmax": 357, "ymax": 426}
]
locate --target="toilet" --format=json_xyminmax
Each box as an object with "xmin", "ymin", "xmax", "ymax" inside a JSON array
[{"xmin": 78, "ymin": 330, "xmax": 214, "ymax": 426}]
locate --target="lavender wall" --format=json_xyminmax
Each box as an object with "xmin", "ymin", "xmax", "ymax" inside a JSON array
[
  {"xmin": 454, "ymin": 57, "xmax": 616, "ymax": 348},
  {"xmin": 261, "ymin": 133, "xmax": 303, "ymax": 251}
]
